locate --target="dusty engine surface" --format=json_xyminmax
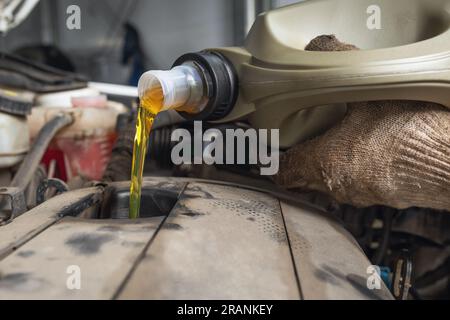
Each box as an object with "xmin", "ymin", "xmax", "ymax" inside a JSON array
[
  {"xmin": 1, "ymin": 0, "xmax": 449, "ymax": 303},
  {"xmin": 0, "ymin": 178, "xmax": 394, "ymax": 300}
]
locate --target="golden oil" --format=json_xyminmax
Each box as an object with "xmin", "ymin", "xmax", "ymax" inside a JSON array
[{"xmin": 129, "ymin": 85, "xmax": 164, "ymax": 219}]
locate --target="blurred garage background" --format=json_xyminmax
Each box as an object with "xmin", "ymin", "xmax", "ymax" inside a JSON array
[{"xmin": 1, "ymin": 0, "xmax": 303, "ymax": 85}]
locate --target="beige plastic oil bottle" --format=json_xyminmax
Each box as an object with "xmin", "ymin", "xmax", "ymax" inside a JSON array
[
  {"xmin": 132, "ymin": 0, "xmax": 450, "ymax": 217},
  {"xmin": 139, "ymin": 0, "xmax": 450, "ymax": 148}
]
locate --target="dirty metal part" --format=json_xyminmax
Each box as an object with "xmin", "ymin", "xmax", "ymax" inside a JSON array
[
  {"xmin": 0, "ymin": 113, "xmax": 74, "ymax": 222},
  {"xmin": 0, "ymin": 178, "xmax": 394, "ymax": 299},
  {"xmin": 0, "ymin": 186, "xmax": 104, "ymax": 260},
  {"xmin": 58, "ymin": 191, "xmax": 103, "ymax": 218},
  {"xmin": 0, "ymin": 216, "xmax": 164, "ymax": 300},
  {"xmin": 11, "ymin": 113, "xmax": 74, "ymax": 191},
  {"xmin": 36, "ymin": 178, "xmax": 69, "ymax": 206},
  {"xmin": 118, "ymin": 182, "xmax": 300, "ymax": 299},
  {"xmin": 392, "ymin": 250, "xmax": 413, "ymax": 300},
  {"xmin": 0, "ymin": 187, "xmax": 27, "ymax": 225},
  {"xmin": 281, "ymin": 201, "xmax": 393, "ymax": 300},
  {"xmin": 117, "ymin": 181, "xmax": 393, "ymax": 300}
]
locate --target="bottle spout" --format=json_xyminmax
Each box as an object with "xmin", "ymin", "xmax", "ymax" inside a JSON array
[
  {"xmin": 138, "ymin": 51, "xmax": 238, "ymax": 121},
  {"xmin": 138, "ymin": 65, "xmax": 206, "ymax": 113}
]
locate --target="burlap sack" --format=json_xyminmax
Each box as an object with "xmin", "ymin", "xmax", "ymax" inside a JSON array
[{"xmin": 275, "ymin": 35, "xmax": 450, "ymax": 210}]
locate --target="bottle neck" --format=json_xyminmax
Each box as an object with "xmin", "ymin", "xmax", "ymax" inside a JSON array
[
  {"xmin": 138, "ymin": 50, "xmax": 238, "ymax": 121},
  {"xmin": 138, "ymin": 64, "xmax": 207, "ymax": 113}
]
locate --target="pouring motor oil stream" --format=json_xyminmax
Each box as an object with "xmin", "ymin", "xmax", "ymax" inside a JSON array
[{"xmin": 129, "ymin": 85, "xmax": 164, "ymax": 219}]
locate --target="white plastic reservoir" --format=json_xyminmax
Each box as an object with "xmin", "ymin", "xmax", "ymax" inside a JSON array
[{"xmin": 0, "ymin": 113, "xmax": 30, "ymax": 168}]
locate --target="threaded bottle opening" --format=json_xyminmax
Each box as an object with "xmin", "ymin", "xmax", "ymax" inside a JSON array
[{"xmin": 138, "ymin": 65, "xmax": 206, "ymax": 112}]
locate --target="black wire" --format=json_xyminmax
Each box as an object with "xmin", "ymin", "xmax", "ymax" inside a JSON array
[{"xmin": 372, "ymin": 207, "xmax": 395, "ymax": 265}]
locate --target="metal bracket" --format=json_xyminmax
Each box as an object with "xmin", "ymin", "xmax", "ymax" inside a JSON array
[
  {"xmin": 392, "ymin": 249, "xmax": 413, "ymax": 300},
  {"xmin": 0, "ymin": 187, "xmax": 27, "ymax": 225},
  {"xmin": 36, "ymin": 178, "xmax": 69, "ymax": 206}
]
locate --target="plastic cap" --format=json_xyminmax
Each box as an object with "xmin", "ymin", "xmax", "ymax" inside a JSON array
[{"xmin": 138, "ymin": 65, "xmax": 202, "ymax": 111}]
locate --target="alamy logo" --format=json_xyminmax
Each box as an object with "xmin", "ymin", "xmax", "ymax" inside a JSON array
[
  {"xmin": 171, "ymin": 121, "xmax": 279, "ymax": 176},
  {"xmin": 366, "ymin": 5, "xmax": 381, "ymax": 30},
  {"xmin": 66, "ymin": 265, "xmax": 81, "ymax": 290},
  {"xmin": 367, "ymin": 265, "xmax": 382, "ymax": 290},
  {"xmin": 66, "ymin": 5, "xmax": 81, "ymax": 30}
]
